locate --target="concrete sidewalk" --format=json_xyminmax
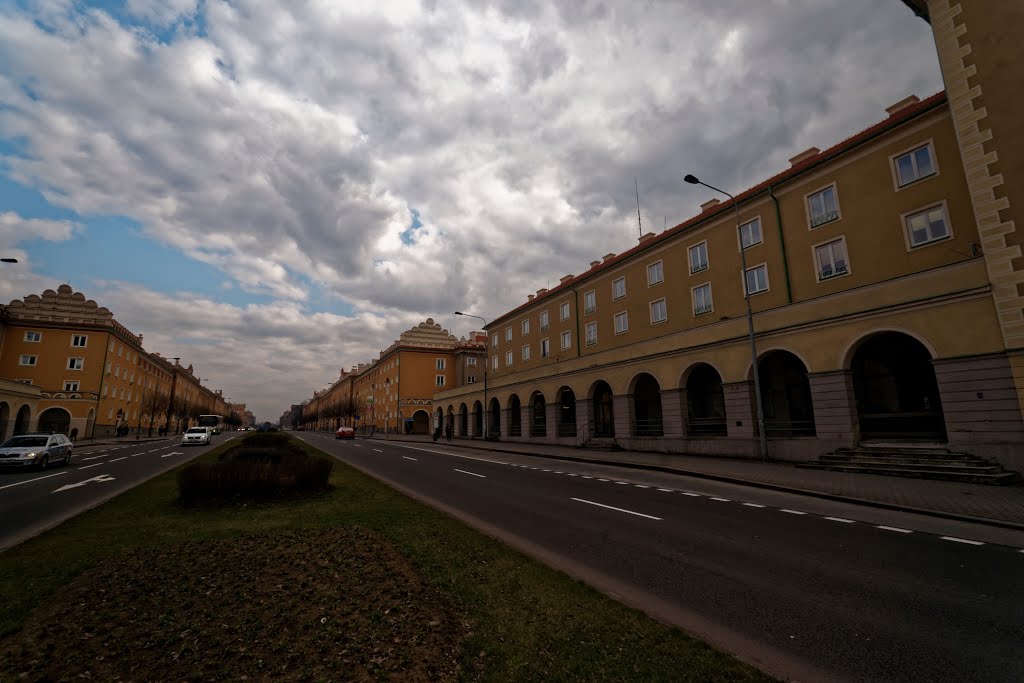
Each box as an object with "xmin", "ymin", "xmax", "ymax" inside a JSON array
[{"xmin": 361, "ymin": 432, "xmax": 1024, "ymax": 529}]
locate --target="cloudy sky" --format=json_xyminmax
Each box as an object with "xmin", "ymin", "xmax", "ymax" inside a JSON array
[{"xmin": 0, "ymin": 0, "xmax": 941, "ymax": 421}]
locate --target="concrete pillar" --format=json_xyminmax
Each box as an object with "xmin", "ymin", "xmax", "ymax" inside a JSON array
[
  {"xmin": 723, "ymin": 381, "xmax": 757, "ymax": 440},
  {"xmin": 613, "ymin": 395, "xmax": 632, "ymax": 437},
  {"xmin": 933, "ymin": 353, "xmax": 1024, "ymax": 447},
  {"xmin": 807, "ymin": 371, "xmax": 858, "ymax": 443},
  {"xmin": 660, "ymin": 388, "xmax": 686, "ymax": 438},
  {"xmin": 499, "ymin": 408, "xmax": 509, "ymax": 438},
  {"xmin": 576, "ymin": 398, "xmax": 593, "ymax": 440},
  {"xmin": 545, "ymin": 402, "xmax": 560, "ymax": 440}
]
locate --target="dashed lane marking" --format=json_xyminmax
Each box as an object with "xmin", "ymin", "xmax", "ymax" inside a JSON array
[
  {"xmin": 681, "ymin": 492, "xmax": 701, "ymax": 497},
  {"xmin": 877, "ymin": 525, "xmax": 913, "ymax": 534},
  {"xmin": 108, "ymin": 457, "xmax": 128, "ymax": 463},
  {"xmin": 710, "ymin": 497, "xmax": 730, "ymax": 502},
  {"xmin": 571, "ymin": 497, "xmax": 662, "ymax": 521},
  {"xmin": 780, "ymin": 509, "xmax": 807, "ymax": 515},
  {"xmin": 657, "ymin": 488, "xmax": 673, "ymax": 492},
  {"xmin": 825, "ymin": 516, "xmax": 855, "ymax": 524},
  {"xmin": 78, "ymin": 462, "xmax": 105, "ymax": 470},
  {"xmin": 742, "ymin": 502, "xmax": 766, "ymax": 508},
  {"xmin": 402, "ymin": 456, "xmax": 418, "ymax": 461},
  {"xmin": 373, "ymin": 449, "xmax": 383, "ymax": 452},
  {"xmin": 941, "ymin": 536, "xmax": 984, "ymax": 546},
  {"xmin": 454, "ymin": 468, "xmax": 486, "ymax": 478}
]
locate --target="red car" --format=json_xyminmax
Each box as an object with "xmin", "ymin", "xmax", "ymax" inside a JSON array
[{"xmin": 335, "ymin": 426, "xmax": 355, "ymax": 439}]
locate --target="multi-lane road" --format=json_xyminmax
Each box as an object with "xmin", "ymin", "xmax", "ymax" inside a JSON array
[
  {"xmin": 0, "ymin": 436, "xmax": 227, "ymax": 551},
  {"xmin": 301, "ymin": 433, "xmax": 1024, "ymax": 683}
]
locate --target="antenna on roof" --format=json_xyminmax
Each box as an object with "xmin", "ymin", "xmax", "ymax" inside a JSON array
[{"xmin": 634, "ymin": 177, "xmax": 642, "ymax": 239}]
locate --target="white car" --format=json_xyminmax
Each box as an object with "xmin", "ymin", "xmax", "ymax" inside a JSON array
[
  {"xmin": 0, "ymin": 433, "xmax": 73, "ymax": 469},
  {"xmin": 181, "ymin": 427, "xmax": 213, "ymax": 446}
]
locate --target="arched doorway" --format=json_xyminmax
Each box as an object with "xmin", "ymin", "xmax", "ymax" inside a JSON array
[
  {"xmin": 758, "ymin": 351, "xmax": 816, "ymax": 436},
  {"xmin": 557, "ymin": 388, "xmax": 577, "ymax": 437},
  {"xmin": 508, "ymin": 395, "xmax": 522, "ymax": 437},
  {"xmin": 488, "ymin": 397, "xmax": 501, "ymax": 438},
  {"xmin": 687, "ymin": 364, "xmax": 727, "ymax": 436},
  {"xmin": 0, "ymin": 402, "xmax": 9, "ymax": 441},
  {"xmin": 459, "ymin": 403, "xmax": 469, "ymax": 436},
  {"xmin": 473, "ymin": 401, "xmax": 483, "ymax": 436},
  {"xmin": 531, "ymin": 393, "xmax": 547, "ymax": 437},
  {"xmin": 852, "ymin": 333, "xmax": 946, "ymax": 441},
  {"xmin": 592, "ymin": 381, "xmax": 615, "ymax": 437},
  {"xmin": 411, "ymin": 409, "xmax": 430, "ymax": 435},
  {"xmin": 13, "ymin": 404, "xmax": 31, "ymax": 435},
  {"xmin": 37, "ymin": 407, "xmax": 71, "ymax": 435},
  {"xmin": 632, "ymin": 374, "xmax": 663, "ymax": 436}
]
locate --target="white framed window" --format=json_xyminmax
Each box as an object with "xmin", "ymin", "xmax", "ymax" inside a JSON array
[
  {"xmin": 68, "ymin": 357, "xmax": 84, "ymax": 370},
  {"xmin": 505, "ymin": 350, "xmax": 514, "ymax": 366},
  {"xmin": 540, "ymin": 338, "xmax": 550, "ymax": 358},
  {"xmin": 109, "ymin": 340, "xmax": 115, "ymax": 352},
  {"xmin": 106, "ymin": 361, "xmax": 111, "ymax": 375},
  {"xmin": 688, "ymin": 242, "xmax": 708, "ymax": 274},
  {"xmin": 63, "ymin": 381, "xmax": 80, "ymax": 392},
  {"xmin": 614, "ymin": 311, "xmax": 628, "ymax": 334},
  {"xmin": 739, "ymin": 218, "xmax": 763, "ymax": 249},
  {"xmin": 505, "ymin": 327, "xmax": 513, "ymax": 342},
  {"xmin": 561, "ymin": 331, "xmax": 572, "ymax": 350},
  {"xmin": 24, "ymin": 331, "xmax": 41, "ymax": 343},
  {"xmin": 435, "ymin": 358, "xmax": 446, "ymax": 371},
  {"xmin": 435, "ymin": 375, "xmax": 446, "ymax": 387},
  {"xmin": 117, "ymin": 345, "xmax": 123, "ymax": 357},
  {"xmin": 522, "ymin": 344, "xmax": 531, "ymax": 361},
  {"xmin": 692, "ymin": 283, "xmax": 713, "ymax": 316},
  {"xmin": 612, "ymin": 277, "xmax": 626, "ymax": 300},
  {"xmin": 650, "ymin": 298, "xmax": 668, "ymax": 324},
  {"xmin": 19, "ymin": 355, "xmax": 37, "ymax": 366},
  {"xmin": 585, "ymin": 322, "xmax": 598, "ymax": 346},
  {"xmin": 492, "ymin": 333, "xmax": 498, "ymax": 347},
  {"xmin": 744, "ymin": 264, "xmax": 770, "ymax": 295},
  {"xmin": 814, "ymin": 237, "xmax": 850, "ymax": 280},
  {"xmin": 539, "ymin": 310, "xmax": 550, "ymax": 331},
  {"xmin": 559, "ymin": 301, "xmax": 571, "ymax": 321},
  {"xmin": 584, "ymin": 289, "xmax": 597, "ymax": 314},
  {"xmin": 904, "ymin": 203, "xmax": 951, "ymax": 249},
  {"xmin": 492, "ymin": 355, "xmax": 498, "ymax": 371},
  {"xmin": 102, "ymin": 383, "xmax": 108, "ymax": 397},
  {"xmin": 807, "ymin": 184, "xmax": 840, "ymax": 228},
  {"xmin": 647, "ymin": 260, "xmax": 664, "ymax": 286},
  {"xmin": 467, "ymin": 357, "xmax": 477, "ymax": 366},
  {"xmin": 120, "ymin": 388, "xmax": 125, "ymax": 399},
  {"xmin": 467, "ymin": 375, "xmax": 476, "ymax": 384},
  {"xmin": 893, "ymin": 142, "xmax": 937, "ymax": 188},
  {"xmin": 522, "ymin": 319, "xmax": 530, "ymax": 335}
]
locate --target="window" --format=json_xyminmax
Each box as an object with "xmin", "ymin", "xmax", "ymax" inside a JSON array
[
  {"xmin": 505, "ymin": 350, "xmax": 513, "ymax": 366},
  {"xmin": 807, "ymin": 185, "xmax": 840, "ymax": 227},
  {"xmin": 744, "ymin": 264, "xmax": 769, "ymax": 295},
  {"xmin": 24, "ymin": 331, "xmax": 41, "ymax": 343},
  {"xmin": 102, "ymin": 383, "xmax": 108, "ymax": 397},
  {"xmin": 106, "ymin": 361, "xmax": 111, "ymax": 375},
  {"xmin": 740, "ymin": 218, "xmax": 762, "ymax": 249},
  {"xmin": 435, "ymin": 358, "xmax": 446, "ymax": 370},
  {"xmin": 905, "ymin": 204, "xmax": 950, "ymax": 248},
  {"xmin": 693, "ymin": 283, "xmax": 713, "ymax": 316},
  {"xmin": 559, "ymin": 301, "xmax": 570, "ymax": 321},
  {"xmin": 492, "ymin": 333, "xmax": 498, "ymax": 347},
  {"xmin": 815, "ymin": 238, "xmax": 850, "ymax": 280},
  {"xmin": 585, "ymin": 322, "xmax": 598, "ymax": 346},
  {"xmin": 63, "ymin": 381, "xmax": 80, "ymax": 392},
  {"xmin": 505, "ymin": 327, "xmax": 513, "ymax": 342},
  {"xmin": 614, "ymin": 311, "xmax": 628, "ymax": 334},
  {"xmin": 688, "ymin": 242, "xmax": 708, "ymax": 273},
  {"xmin": 467, "ymin": 357, "xmax": 477, "ymax": 366},
  {"xmin": 109, "ymin": 340, "xmax": 115, "ymax": 352},
  {"xmin": 117, "ymin": 345, "xmax": 123, "ymax": 357},
  {"xmin": 647, "ymin": 260, "xmax": 664, "ymax": 285},
  {"xmin": 19, "ymin": 355, "xmax": 37, "ymax": 366},
  {"xmin": 435, "ymin": 375, "xmax": 446, "ymax": 387},
  {"xmin": 68, "ymin": 357, "xmax": 84, "ymax": 370},
  {"xmin": 650, "ymin": 298, "xmax": 668, "ymax": 324},
  {"xmin": 468, "ymin": 375, "xmax": 476, "ymax": 384},
  {"xmin": 561, "ymin": 331, "xmax": 572, "ymax": 350},
  {"xmin": 522, "ymin": 345, "xmax": 531, "ymax": 361},
  {"xmin": 894, "ymin": 143, "xmax": 936, "ymax": 187},
  {"xmin": 539, "ymin": 310, "xmax": 550, "ymax": 331},
  {"xmin": 540, "ymin": 338, "xmax": 550, "ymax": 358},
  {"xmin": 522, "ymin": 319, "xmax": 530, "ymax": 335},
  {"xmin": 584, "ymin": 290, "xmax": 596, "ymax": 314},
  {"xmin": 16, "ymin": 379, "xmax": 33, "ymax": 385}
]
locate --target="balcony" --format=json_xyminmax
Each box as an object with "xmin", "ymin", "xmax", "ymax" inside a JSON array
[
  {"xmin": 694, "ymin": 304, "xmax": 713, "ymax": 316},
  {"xmin": 819, "ymin": 263, "xmax": 849, "ymax": 280}
]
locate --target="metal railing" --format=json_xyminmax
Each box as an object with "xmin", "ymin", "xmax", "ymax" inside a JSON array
[
  {"xmin": 632, "ymin": 417, "xmax": 664, "ymax": 437},
  {"xmin": 686, "ymin": 416, "xmax": 727, "ymax": 436}
]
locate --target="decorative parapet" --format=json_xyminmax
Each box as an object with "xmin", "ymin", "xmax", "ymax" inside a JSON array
[{"xmin": 4, "ymin": 284, "xmax": 143, "ymax": 346}]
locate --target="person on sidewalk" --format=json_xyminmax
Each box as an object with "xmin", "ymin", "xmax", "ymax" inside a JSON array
[{"xmin": 445, "ymin": 423, "xmax": 452, "ymax": 441}]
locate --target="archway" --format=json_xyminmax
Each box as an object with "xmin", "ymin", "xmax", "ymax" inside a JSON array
[
  {"xmin": 37, "ymin": 407, "xmax": 71, "ymax": 435},
  {"xmin": 632, "ymin": 374, "xmax": 663, "ymax": 436},
  {"xmin": 591, "ymin": 381, "xmax": 615, "ymax": 437},
  {"xmin": 411, "ymin": 409, "xmax": 431, "ymax": 435},
  {"xmin": 852, "ymin": 332, "xmax": 946, "ymax": 440},
  {"xmin": 686, "ymin": 364, "xmax": 727, "ymax": 436},
  {"xmin": 488, "ymin": 397, "xmax": 501, "ymax": 437},
  {"xmin": 0, "ymin": 402, "xmax": 9, "ymax": 441},
  {"xmin": 446, "ymin": 406, "xmax": 455, "ymax": 432},
  {"xmin": 758, "ymin": 351, "xmax": 816, "ymax": 436},
  {"xmin": 508, "ymin": 395, "xmax": 522, "ymax": 437},
  {"xmin": 557, "ymin": 388, "xmax": 577, "ymax": 437},
  {"xmin": 473, "ymin": 400, "xmax": 483, "ymax": 436},
  {"xmin": 13, "ymin": 404, "xmax": 31, "ymax": 435},
  {"xmin": 459, "ymin": 403, "xmax": 469, "ymax": 436},
  {"xmin": 531, "ymin": 393, "xmax": 547, "ymax": 437}
]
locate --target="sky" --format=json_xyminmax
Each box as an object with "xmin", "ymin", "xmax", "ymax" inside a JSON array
[{"xmin": 0, "ymin": 0, "xmax": 943, "ymax": 422}]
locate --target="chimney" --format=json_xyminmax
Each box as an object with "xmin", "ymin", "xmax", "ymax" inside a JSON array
[
  {"xmin": 700, "ymin": 198, "xmax": 720, "ymax": 212},
  {"xmin": 885, "ymin": 95, "xmax": 920, "ymax": 116},
  {"xmin": 639, "ymin": 232, "xmax": 657, "ymax": 243},
  {"xmin": 590, "ymin": 260, "xmax": 601, "ymax": 269},
  {"xmin": 559, "ymin": 274, "xmax": 575, "ymax": 284},
  {"xmin": 536, "ymin": 288, "xmax": 548, "ymax": 296},
  {"xmin": 528, "ymin": 294, "xmax": 535, "ymax": 301},
  {"xmin": 789, "ymin": 147, "xmax": 820, "ymax": 167},
  {"xmin": 603, "ymin": 252, "xmax": 617, "ymax": 262}
]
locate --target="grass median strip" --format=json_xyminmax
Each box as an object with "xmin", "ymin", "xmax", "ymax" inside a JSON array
[{"xmin": 0, "ymin": 434, "xmax": 772, "ymax": 682}]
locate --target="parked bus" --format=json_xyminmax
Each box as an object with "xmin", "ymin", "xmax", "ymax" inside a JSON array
[{"xmin": 197, "ymin": 414, "xmax": 225, "ymax": 435}]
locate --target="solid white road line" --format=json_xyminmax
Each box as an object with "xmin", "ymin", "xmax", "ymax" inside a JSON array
[
  {"xmin": 877, "ymin": 525, "xmax": 913, "ymax": 534},
  {"xmin": 108, "ymin": 457, "xmax": 128, "ymax": 463},
  {"xmin": 402, "ymin": 456, "xmax": 418, "ymax": 461},
  {"xmin": 389, "ymin": 443, "xmax": 508, "ymax": 465},
  {"xmin": 454, "ymin": 468, "xmax": 486, "ymax": 478},
  {"xmin": 940, "ymin": 536, "xmax": 984, "ymax": 546},
  {"xmin": 0, "ymin": 471, "xmax": 67, "ymax": 490},
  {"xmin": 571, "ymin": 497, "xmax": 662, "ymax": 521},
  {"xmin": 742, "ymin": 502, "xmax": 766, "ymax": 508},
  {"xmin": 710, "ymin": 497, "xmax": 731, "ymax": 502},
  {"xmin": 780, "ymin": 509, "xmax": 807, "ymax": 515},
  {"xmin": 825, "ymin": 516, "xmax": 855, "ymax": 524},
  {"xmin": 78, "ymin": 462, "xmax": 104, "ymax": 470},
  {"xmin": 161, "ymin": 452, "xmax": 183, "ymax": 458}
]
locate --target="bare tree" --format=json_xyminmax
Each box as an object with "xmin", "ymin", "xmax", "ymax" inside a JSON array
[{"xmin": 140, "ymin": 390, "xmax": 169, "ymax": 436}]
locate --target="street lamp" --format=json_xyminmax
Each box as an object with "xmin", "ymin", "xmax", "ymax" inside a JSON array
[
  {"xmin": 455, "ymin": 311, "xmax": 489, "ymax": 438},
  {"xmin": 1, "ymin": 258, "xmax": 17, "ymax": 263},
  {"xmin": 684, "ymin": 174, "xmax": 768, "ymax": 460}
]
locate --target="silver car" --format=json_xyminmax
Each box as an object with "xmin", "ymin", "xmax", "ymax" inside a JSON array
[
  {"xmin": 0, "ymin": 433, "xmax": 74, "ymax": 469},
  {"xmin": 181, "ymin": 427, "xmax": 212, "ymax": 446}
]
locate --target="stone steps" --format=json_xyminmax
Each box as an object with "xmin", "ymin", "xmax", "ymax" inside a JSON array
[{"xmin": 797, "ymin": 447, "xmax": 1020, "ymax": 485}]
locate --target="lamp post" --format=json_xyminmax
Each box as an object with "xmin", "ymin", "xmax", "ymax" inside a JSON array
[
  {"xmin": 684, "ymin": 174, "xmax": 769, "ymax": 460},
  {"xmin": 455, "ymin": 311, "xmax": 488, "ymax": 438}
]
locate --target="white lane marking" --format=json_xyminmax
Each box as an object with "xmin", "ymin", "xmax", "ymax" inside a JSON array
[
  {"xmin": 567, "ymin": 473, "xmax": 578, "ymax": 477},
  {"xmin": 710, "ymin": 497, "xmax": 730, "ymax": 502},
  {"xmin": 146, "ymin": 449, "xmax": 159, "ymax": 453},
  {"xmin": 597, "ymin": 478, "xmax": 608, "ymax": 482},
  {"xmin": 581, "ymin": 475, "xmax": 593, "ymax": 479},
  {"xmin": 454, "ymin": 468, "xmax": 486, "ymax": 478},
  {"xmin": 543, "ymin": 469, "xmax": 552, "ymax": 472},
  {"xmin": 742, "ymin": 502, "xmax": 766, "ymax": 508},
  {"xmin": 108, "ymin": 457, "xmax": 128, "ymax": 463},
  {"xmin": 634, "ymin": 485, "xmax": 650, "ymax": 489},
  {"xmin": 402, "ymin": 456, "xmax": 418, "ymax": 461},
  {"xmin": 53, "ymin": 474, "xmax": 115, "ymax": 493},
  {"xmin": 161, "ymin": 452, "xmax": 183, "ymax": 458},
  {"xmin": 553, "ymin": 471, "xmax": 564, "ymax": 474},
  {"xmin": 657, "ymin": 488, "xmax": 673, "ymax": 492},
  {"xmin": 825, "ymin": 516, "xmax": 855, "ymax": 524},
  {"xmin": 780, "ymin": 509, "xmax": 807, "ymax": 515},
  {"xmin": 388, "ymin": 443, "xmax": 508, "ymax": 466},
  {"xmin": 682, "ymin": 492, "xmax": 701, "ymax": 497},
  {"xmin": 0, "ymin": 471, "xmax": 67, "ymax": 490},
  {"xmin": 941, "ymin": 536, "xmax": 984, "ymax": 546},
  {"xmin": 353, "ymin": 444, "xmax": 362, "ymax": 447},
  {"xmin": 614, "ymin": 481, "xmax": 629, "ymax": 485},
  {"xmin": 372, "ymin": 448, "xmax": 383, "ymax": 452},
  {"xmin": 877, "ymin": 525, "xmax": 913, "ymax": 534},
  {"xmin": 571, "ymin": 497, "xmax": 662, "ymax": 521},
  {"xmin": 82, "ymin": 454, "xmax": 112, "ymax": 461},
  {"xmin": 78, "ymin": 462, "xmax": 104, "ymax": 470}
]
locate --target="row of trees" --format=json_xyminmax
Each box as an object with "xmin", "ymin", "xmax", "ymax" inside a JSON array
[
  {"xmin": 134, "ymin": 390, "xmax": 234, "ymax": 435},
  {"xmin": 296, "ymin": 396, "xmax": 359, "ymax": 431}
]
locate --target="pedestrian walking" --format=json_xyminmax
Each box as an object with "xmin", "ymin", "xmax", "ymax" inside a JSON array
[
  {"xmin": 445, "ymin": 423, "xmax": 452, "ymax": 441},
  {"xmin": 69, "ymin": 427, "xmax": 78, "ymax": 442}
]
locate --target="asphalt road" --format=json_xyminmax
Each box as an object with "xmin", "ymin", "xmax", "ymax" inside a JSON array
[
  {"xmin": 0, "ymin": 435, "xmax": 230, "ymax": 551},
  {"xmin": 303, "ymin": 433, "xmax": 1024, "ymax": 683}
]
